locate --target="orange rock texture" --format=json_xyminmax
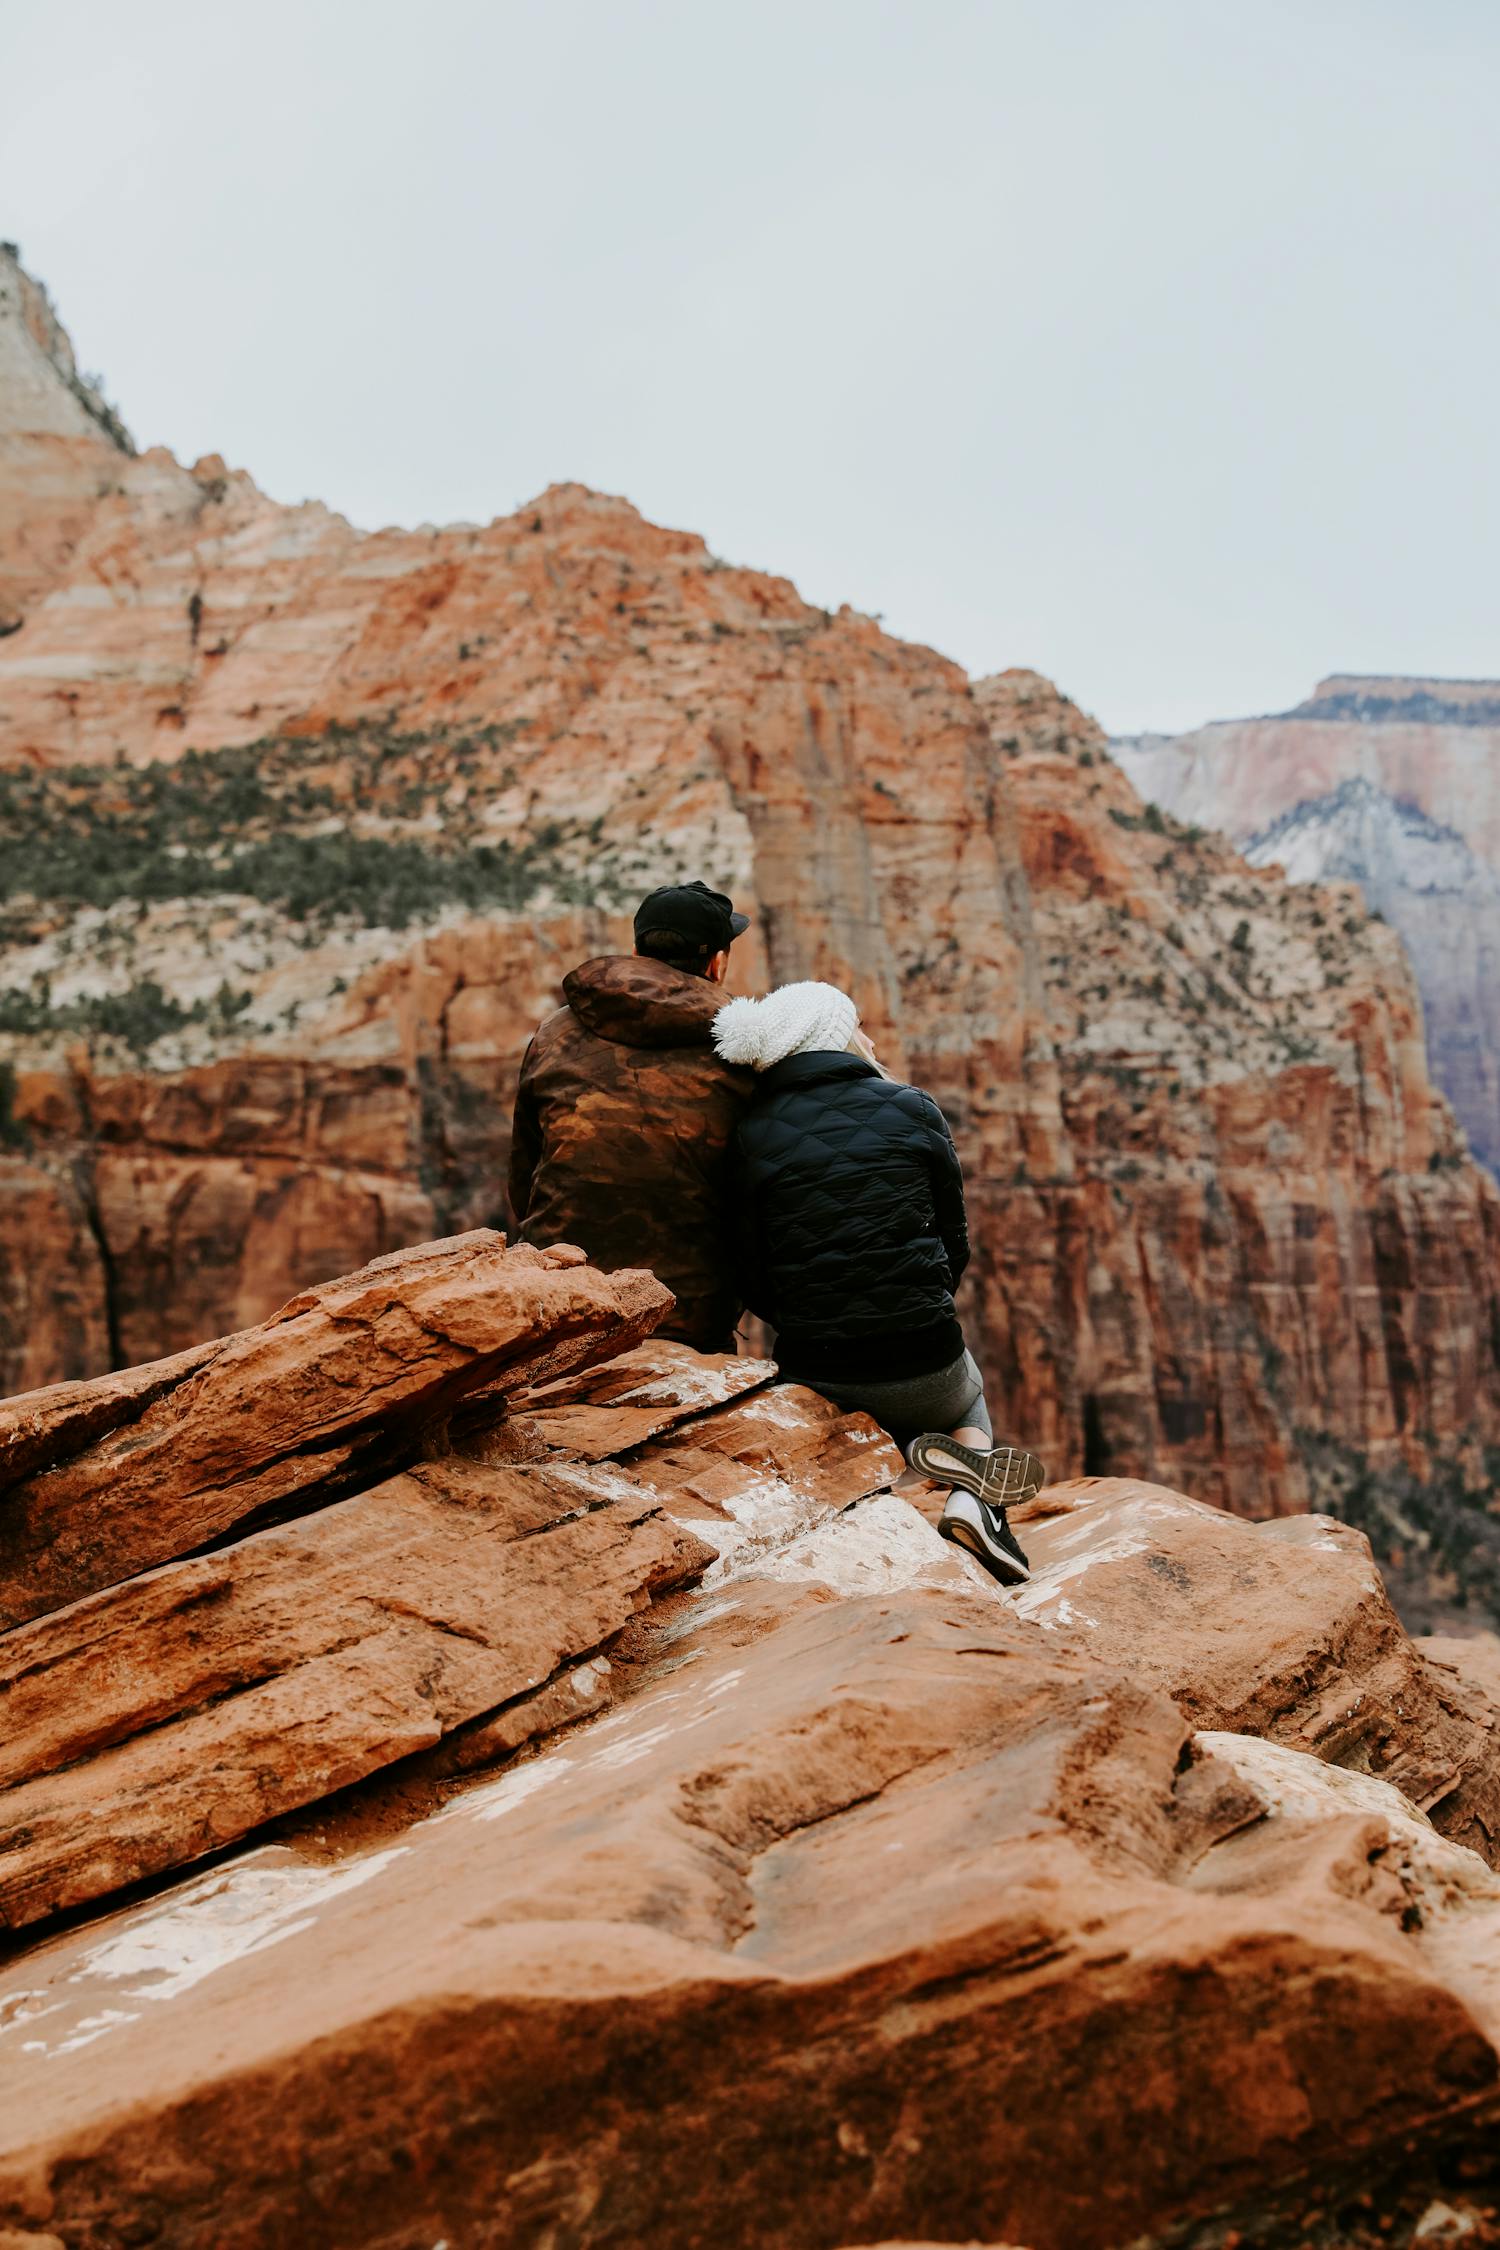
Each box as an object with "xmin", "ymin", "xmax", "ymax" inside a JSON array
[
  {"xmin": 2, "ymin": 1234, "xmax": 1500, "ymax": 2249},
  {"xmin": 3, "ymin": 247, "xmax": 1500, "ymax": 1606},
  {"xmin": 1113, "ymin": 677, "xmax": 1500, "ymax": 1175}
]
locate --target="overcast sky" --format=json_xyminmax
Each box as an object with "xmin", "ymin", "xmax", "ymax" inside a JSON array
[{"xmin": 3, "ymin": 0, "xmax": 1496, "ymax": 733}]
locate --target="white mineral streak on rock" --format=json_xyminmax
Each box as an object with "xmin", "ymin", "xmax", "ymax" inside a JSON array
[
  {"xmin": 1013, "ymin": 1536, "xmax": 1151, "ymax": 1620},
  {"xmin": 0, "ymin": 1846, "xmax": 409, "ymax": 2063},
  {"xmin": 689, "ymin": 1473, "xmax": 827, "ymax": 1585},
  {"xmin": 456, "ymin": 1664, "xmax": 745, "ymax": 1814},
  {"xmin": 656, "ymin": 1594, "xmax": 741, "ymax": 1643},
  {"xmin": 752, "ymin": 1494, "xmax": 983, "ymax": 1599},
  {"xmin": 1198, "ymin": 1730, "xmax": 1487, "ymax": 1863},
  {"xmin": 458, "ymin": 1751, "xmax": 579, "ymax": 1824},
  {"xmin": 545, "ymin": 1461, "xmax": 651, "ymax": 1510},
  {"xmin": 724, "ymin": 1390, "xmax": 818, "ymax": 1432},
  {"xmin": 626, "ymin": 1359, "xmax": 775, "ymax": 1412},
  {"xmin": 1013, "ymin": 1494, "xmax": 1193, "ymax": 1625}
]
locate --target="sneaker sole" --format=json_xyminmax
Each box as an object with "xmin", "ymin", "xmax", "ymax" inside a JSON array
[
  {"xmin": 939, "ymin": 1515, "xmax": 1031, "ymax": 1586},
  {"xmin": 907, "ymin": 1436, "xmax": 1047, "ymax": 1506}
]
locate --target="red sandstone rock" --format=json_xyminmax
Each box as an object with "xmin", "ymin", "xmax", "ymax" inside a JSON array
[
  {"xmin": 0, "ymin": 250, "xmax": 135, "ymax": 632},
  {"xmin": 0, "ymin": 1159, "xmax": 113, "ymax": 1400},
  {"xmin": 2, "ymin": 1568, "xmax": 1498, "ymax": 2250},
  {"xmin": 978, "ymin": 668, "xmax": 1500, "ymax": 1518},
  {"xmin": 498, "ymin": 1339, "xmax": 777, "ymax": 1459},
  {"xmin": 0, "ymin": 1335, "xmax": 220, "ymax": 1492},
  {"xmin": 637, "ymin": 1381, "xmax": 908, "ymax": 1498},
  {"xmin": 1114, "ymin": 676, "xmax": 1500, "ymax": 1203},
  {"xmin": 1117, "ymin": 675, "xmax": 1500, "ymax": 876},
  {"xmin": 1422, "ymin": 1630, "xmax": 1500, "ymax": 1709},
  {"xmin": 6, "ymin": 272, "xmax": 1500, "ymax": 2246},
  {"xmin": 1012, "ymin": 1477, "xmax": 1500, "ymax": 1863},
  {"xmin": 0, "ymin": 1231, "xmax": 670, "ymax": 1627},
  {"xmin": 426, "ymin": 1652, "xmax": 618, "ymax": 1777},
  {"xmin": 1, "ymin": 1225, "xmax": 1499, "ymax": 2245},
  {"xmin": 0, "ymin": 1454, "xmax": 713, "ymax": 1928}
]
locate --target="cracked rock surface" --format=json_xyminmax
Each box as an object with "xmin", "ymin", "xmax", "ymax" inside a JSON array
[
  {"xmin": 0, "ymin": 1231, "xmax": 668, "ymax": 1627},
  {"xmin": 2, "ymin": 1237, "xmax": 1500, "ymax": 2249}
]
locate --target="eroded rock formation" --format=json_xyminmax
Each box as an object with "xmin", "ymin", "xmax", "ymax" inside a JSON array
[
  {"xmin": 1114, "ymin": 676, "xmax": 1500, "ymax": 1175},
  {"xmin": 0, "ymin": 1229, "xmax": 670, "ymax": 1628},
  {"xmin": 3, "ymin": 251, "xmax": 1500, "ymax": 1619},
  {"xmin": 2, "ymin": 1234, "xmax": 1499, "ymax": 2248}
]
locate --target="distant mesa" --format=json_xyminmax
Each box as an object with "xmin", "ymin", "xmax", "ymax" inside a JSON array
[{"xmin": 1281, "ymin": 674, "xmax": 1500, "ymax": 728}]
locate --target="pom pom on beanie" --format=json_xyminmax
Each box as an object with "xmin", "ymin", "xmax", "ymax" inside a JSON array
[{"xmin": 712, "ymin": 981, "xmax": 859, "ymax": 1071}]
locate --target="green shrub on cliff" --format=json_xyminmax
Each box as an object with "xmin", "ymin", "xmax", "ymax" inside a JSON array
[
  {"xmin": 0, "ymin": 720, "xmax": 627, "ymax": 931},
  {"xmin": 0, "ymin": 1058, "xmax": 26, "ymax": 1148},
  {"xmin": 0, "ymin": 977, "xmax": 257, "ymax": 1056},
  {"xmin": 1, "ymin": 978, "xmax": 192, "ymax": 1052}
]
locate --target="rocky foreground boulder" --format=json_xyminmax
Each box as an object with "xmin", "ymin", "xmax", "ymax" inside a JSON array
[{"xmin": 2, "ymin": 1237, "xmax": 1500, "ymax": 2249}]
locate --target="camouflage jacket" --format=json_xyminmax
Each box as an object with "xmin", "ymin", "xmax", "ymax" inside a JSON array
[{"xmin": 507, "ymin": 956, "xmax": 755, "ymax": 1350}]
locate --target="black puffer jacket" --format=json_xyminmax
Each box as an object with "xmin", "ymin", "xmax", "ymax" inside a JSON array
[{"xmin": 730, "ymin": 1050, "xmax": 970, "ymax": 1380}]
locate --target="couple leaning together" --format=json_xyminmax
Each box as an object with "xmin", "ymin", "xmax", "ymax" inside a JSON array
[{"xmin": 507, "ymin": 879, "xmax": 1043, "ymax": 1585}]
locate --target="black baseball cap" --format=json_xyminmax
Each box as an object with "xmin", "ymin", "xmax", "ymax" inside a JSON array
[{"xmin": 633, "ymin": 880, "xmax": 750, "ymax": 954}]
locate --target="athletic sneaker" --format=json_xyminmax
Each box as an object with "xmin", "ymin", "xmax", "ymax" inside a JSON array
[
  {"xmin": 904, "ymin": 1435, "xmax": 1045, "ymax": 1588},
  {"xmin": 934, "ymin": 1489, "xmax": 1031, "ymax": 1585}
]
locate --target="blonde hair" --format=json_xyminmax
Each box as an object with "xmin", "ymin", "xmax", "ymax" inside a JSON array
[{"xmin": 847, "ymin": 1023, "xmax": 892, "ymax": 1078}]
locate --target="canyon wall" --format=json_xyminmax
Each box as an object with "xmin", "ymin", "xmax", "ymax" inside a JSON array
[
  {"xmin": 4, "ymin": 247, "xmax": 1500, "ymax": 1614},
  {"xmin": 1115, "ymin": 677, "xmax": 1500, "ymax": 1173}
]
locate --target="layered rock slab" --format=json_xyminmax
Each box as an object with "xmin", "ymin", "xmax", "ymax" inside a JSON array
[
  {"xmin": 1014, "ymin": 1476, "xmax": 1500, "ymax": 1863},
  {"xmin": 0, "ymin": 1305, "xmax": 905, "ymax": 1935},
  {"xmin": 0, "ymin": 1231, "xmax": 670, "ymax": 1627},
  {"xmin": 480, "ymin": 1339, "xmax": 777, "ymax": 1460},
  {"xmin": 3, "ymin": 1546, "xmax": 1499, "ymax": 2250},
  {"xmin": 0, "ymin": 1453, "xmax": 714, "ymax": 1928},
  {"xmin": 0, "ymin": 1334, "xmax": 220, "ymax": 1493}
]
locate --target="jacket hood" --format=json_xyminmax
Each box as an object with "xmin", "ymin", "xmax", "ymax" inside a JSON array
[{"xmin": 563, "ymin": 955, "xmax": 728, "ymax": 1049}]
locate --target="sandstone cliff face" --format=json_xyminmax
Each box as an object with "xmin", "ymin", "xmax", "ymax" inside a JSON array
[
  {"xmin": 3, "ymin": 1236, "xmax": 1500, "ymax": 2249},
  {"xmin": 1242, "ymin": 778, "xmax": 1500, "ymax": 1179},
  {"xmin": 0, "ymin": 246, "xmax": 135, "ymax": 635},
  {"xmin": 1114, "ymin": 676, "xmax": 1500, "ymax": 1174},
  {"xmin": 974, "ymin": 672, "xmax": 1500, "ymax": 1596},
  {"xmin": 3, "ymin": 253, "xmax": 1499, "ymax": 1619}
]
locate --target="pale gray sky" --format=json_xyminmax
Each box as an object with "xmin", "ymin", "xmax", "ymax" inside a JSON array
[{"xmin": 2, "ymin": 0, "xmax": 1496, "ymax": 732}]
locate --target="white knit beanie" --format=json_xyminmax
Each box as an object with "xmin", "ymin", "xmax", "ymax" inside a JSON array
[{"xmin": 712, "ymin": 980, "xmax": 860, "ymax": 1071}]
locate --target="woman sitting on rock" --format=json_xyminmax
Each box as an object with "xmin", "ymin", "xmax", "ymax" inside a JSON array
[{"xmin": 712, "ymin": 980, "xmax": 1043, "ymax": 1587}]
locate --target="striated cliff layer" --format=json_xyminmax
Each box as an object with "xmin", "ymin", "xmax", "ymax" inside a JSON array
[
  {"xmin": 974, "ymin": 674, "xmax": 1500, "ymax": 1621},
  {"xmin": 3, "ymin": 1235, "xmax": 1500, "ymax": 2248},
  {"xmin": 1245, "ymin": 779, "xmax": 1500, "ymax": 1181},
  {"xmin": 1114, "ymin": 676, "xmax": 1500, "ymax": 1174},
  {"xmin": 3, "ymin": 249, "xmax": 1500, "ymax": 1620}
]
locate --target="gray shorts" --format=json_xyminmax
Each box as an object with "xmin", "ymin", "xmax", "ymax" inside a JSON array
[{"xmin": 797, "ymin": 1349, "xmax": 992, "ymax": 1450}]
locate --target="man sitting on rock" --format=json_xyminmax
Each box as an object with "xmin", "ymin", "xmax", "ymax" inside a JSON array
[{"xmin": 507, "ymin": 881, "xmax": 754, "ymax": 1352}]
